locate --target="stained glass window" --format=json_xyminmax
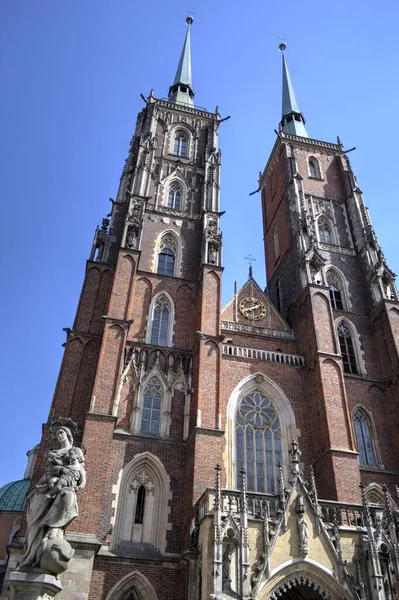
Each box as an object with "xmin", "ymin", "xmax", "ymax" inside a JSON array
[
  {"xmin": 236, "ymin": 392, "xmax": 282, "ymax": 493},
  {"xmin": 168, "ymin": 183, "xmax": 182, "ymax": 209},
  {"xmin": 150, "ymin": 295, "xmax": 170, "ymax": 346},
  {"xmin": 338, "ymin": 322, "xmax": 358, "ymax": 375},
  {"xmin": 140, "ymin": 377, "xmax": 163, "ymax": 435},
  {"xmin": 353, "ymin": 408, "xmax": 377, "ymax": 467}
]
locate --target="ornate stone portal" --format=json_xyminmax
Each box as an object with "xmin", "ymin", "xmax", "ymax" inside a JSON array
[{"xmin": 6, "ymin": 419, "xmax": 86, "ymax": 599}]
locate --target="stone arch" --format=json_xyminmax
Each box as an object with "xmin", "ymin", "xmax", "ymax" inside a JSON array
[
  {"xmin": 364, "ymin": 482, "xmax": 385, "ymax": 505},
  {"xmin": 105, "ymin": 570, "xmax": 158, "ymax": 600},
  {"xmin": 225, "ymin": 373, "xmax": 298, "ymax": 489},
  {"xmin": 259, "ymin": 560, "xmax": 356, "ymax": 600},
  {"xmin": 111, "ymin": 452, "xmax": 171, "ymax": 553}
]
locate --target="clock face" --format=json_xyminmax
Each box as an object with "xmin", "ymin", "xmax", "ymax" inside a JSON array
[{"xmin": 239, "ymin": 297, "xmax": 267, "ymax": 321}]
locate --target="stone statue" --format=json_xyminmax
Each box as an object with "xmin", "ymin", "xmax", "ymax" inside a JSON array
[
  {"xmin": 126, "ymin": 226, "xmax": 138, "ymax": 249},
  {"xmin": 297, "ymin": 515, "xmax": 309, "ymax": 557},
  {"xmin": 20, "ymin": 425, "xmax": 86, "ymax": 576}
]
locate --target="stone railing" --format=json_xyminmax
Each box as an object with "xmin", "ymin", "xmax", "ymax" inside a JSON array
[
  {"xmin": 222, "ymin": 344, "xmax": 305, "ymax": 367},
  {"xmin": 319, "ymin": 500, "xmax": 384, "ymax": 529},
  {"xmin": 196, "ymin": 488, "xmax": 380, "ymax": 531},
  {"xmin": 197, "ymin": 488, "xmax": 281, "ymax": 522}
]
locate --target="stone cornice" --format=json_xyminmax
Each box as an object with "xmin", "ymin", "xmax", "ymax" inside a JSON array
[
  {"xmin": 221, "ymin": 320, "xmax": 295, "ymax": 341},
  {"xmin": 155, "ymin": 98, "xmax": 217, "ymax": 119}
]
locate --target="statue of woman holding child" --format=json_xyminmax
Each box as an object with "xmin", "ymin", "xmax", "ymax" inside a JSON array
[{"xmin": 20, "ymin": 422, "xmax": 86, "ymax": 575}]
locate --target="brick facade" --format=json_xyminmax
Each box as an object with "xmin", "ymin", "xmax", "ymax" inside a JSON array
[{"xmin": 5, "ymin": 46, "xmax": 399, "ymax": 600}]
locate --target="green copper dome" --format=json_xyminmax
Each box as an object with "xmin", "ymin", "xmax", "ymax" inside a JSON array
[{"xmin": 0, "ymin": 479, "xmax": 30, "ymax": 512}]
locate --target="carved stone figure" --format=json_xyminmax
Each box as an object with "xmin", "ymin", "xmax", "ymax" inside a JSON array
[
  {"xmin": 20, "ymin": 424, "xmax": 86, "ymax": 576},
  {"xmin": 208, "ymin": 244, "xmax": 218, "ymax": 265},
  {"xmin": 297, "ymin": 515, "xmax": 308, "ymax": 557},
  {"xmin": 126, "ymin": 227, "xmax": 138, "ymax": 249}
]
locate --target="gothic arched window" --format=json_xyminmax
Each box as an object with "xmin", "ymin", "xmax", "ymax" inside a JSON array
[
  {"xmin": 318, "ymin": 218, "xmax": 332, "ymax": 244},
  {"xmin": 140, "ymin": 377, "xmax": 163, "ymax": 435},
  {"xmin": 273, "ymin": 224, "xmax": 280, "ymax": 261},
  {"xmin": 236, "ymin": 391, "xmax": 282, "ymax": 493},
  {"xmin": 353, "ymin": 408, "xmax": 377, "ymax": 467},
  {"xmin": 309, "ymin": 157, "xmax": 321, "ymax": 178},
  {"xmin": 173, "ymin": 131, "xmax": 188, "ymax": 157},
  {"xmin": 121, "ymin": 591, "xmax": 142, "ymax": 600},
  {"xmin": 327, "ymin": 271, "xmax": 344, "ymax": 310},
  {"xmin": 150, "ymin": 295, "xmax": 170, "ymax": 346},
  {"xmin": 168, "ymin": 183, "xmax": 182, "ymax": 209},
  {"xmin": 337, "ymin": 322, "xmax": 358, "ymax": 375},
  {"xmin": 157, "ymin": 248, "xmax": 175, "ymax": 276}
]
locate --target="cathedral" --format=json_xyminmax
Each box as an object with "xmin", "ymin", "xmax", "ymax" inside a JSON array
[{"xmin": 2, "ymin": 16, "xmax": 399, "ymax": 600}]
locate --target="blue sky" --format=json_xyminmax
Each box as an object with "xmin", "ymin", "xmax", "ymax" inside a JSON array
[{"xmin": 1, "ymin": 0, "xmax": 398, "ymax": 485}]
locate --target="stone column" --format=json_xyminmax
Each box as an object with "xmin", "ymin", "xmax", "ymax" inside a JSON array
[{"xmin": 6, "ymin": 571, "xmax": 63, "ymax": 600}]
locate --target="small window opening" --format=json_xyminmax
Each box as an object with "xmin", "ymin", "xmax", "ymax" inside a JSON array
[
  {"xmin": 135, "ymin": 485, "xmax": 146, "ymax": 524},
  {"xmin": 329, "ymin": 283, "xmax": 343, "ymax": 310},
  {"xmin": 338, "ymin": 323, "xmax": 358, "ymax": 375},
  {"xmin": 157, "ymin": 248, "xmax": 175, "ymax": 277},
  {"xmin": 168, "ymin": 183, "xmax": 182, "ymax": 209}
]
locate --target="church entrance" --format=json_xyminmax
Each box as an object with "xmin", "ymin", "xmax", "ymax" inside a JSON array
[{"xmin": 273, "ymin": 584, "xmax": 326, "ymax": 599}]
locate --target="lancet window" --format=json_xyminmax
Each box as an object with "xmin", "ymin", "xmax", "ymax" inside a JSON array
[
  {"xmin": 337, "ymin": 322, "xmax": 358, "ymax": 375},
  {"xmin": 173, "ymin": 131, "xmax": 188, "ymax": 156},
  {"xmin": 309, "ymin": 157, "xmax": 321, "ymax": 178},
  {"xmin": 353, "ymin": 407, "xmax": 377, "ymax": 467},
  {"xmin": 318, "ymin": 217, "xmax": 332, "ymax": 244},
  {"xmin": 140, "ymin": 377, "xmax": 163, "ymax": 435},
  {"xmin": 157, "ymin": 248, "xmax": 175, "ymax": 276},
  {"xmin": 168, "ymin": 182, "xmax": 182, "ymax": 209},
  {"xmin": 235, "ymin": 391, "xmax": 282, "ymax": 493},
  {"xmin": 150, "ymin": 295, "xmax": 170, "ymax": 346},
  {"xmin": 121, "ymin": 591, "xmax": 141, "ymax": 600},
  {"xmin": 327, "ymin": 271, "xmax": 344, "ymax": 310},
  {"xmin": 157, "ymin": 233, "xmax": 179, "ymax": 277}
]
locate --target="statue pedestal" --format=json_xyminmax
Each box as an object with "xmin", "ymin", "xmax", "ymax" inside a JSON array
[{"xmin": 6, "ymin": 570, "xmax": 63, "ymax": 600}]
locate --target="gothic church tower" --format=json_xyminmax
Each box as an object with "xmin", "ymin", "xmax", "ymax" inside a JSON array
[{"xmin": 3, "ymin": 24, "xmax": 399, "ymax": 600}]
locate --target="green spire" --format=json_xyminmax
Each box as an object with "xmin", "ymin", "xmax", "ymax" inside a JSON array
[
  {"xmin": 279, "ymin": 43, "xmax": 308, "ymax": 137},
  {"xmin": 168, "ymin": 17, "xmax": 195, "ymax": 107}
]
